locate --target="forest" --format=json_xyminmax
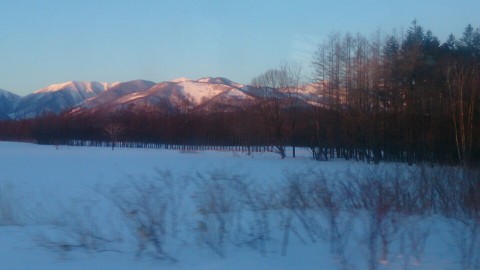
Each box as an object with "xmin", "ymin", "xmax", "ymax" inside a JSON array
[{"xmin": 0, "ymin": 21, "xmax": 479, "ymax": 166}]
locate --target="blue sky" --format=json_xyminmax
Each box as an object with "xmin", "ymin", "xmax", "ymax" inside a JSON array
[{"xmin": 1, "ymin": 0, "xmax": 479, "ymax": 95}]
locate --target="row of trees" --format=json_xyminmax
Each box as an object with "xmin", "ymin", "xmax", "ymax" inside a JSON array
[
  {"xmin": 241, "ymin": 21, "xmax": 479, "ymax": 165},
  {"xmin": 0, "ymin": 21, "xmax": 478, "ymax": 165},
  {"xmin": 306, "ymin": 21, "xmax": 480, "ymax": 165}
]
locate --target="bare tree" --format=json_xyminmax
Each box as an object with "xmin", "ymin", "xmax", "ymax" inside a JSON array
[
  {"xmin": 278, "ymin": 63, "xmax": 302, "ymax": 158},
  {"xmin": 445, "ymin": 62, "xmax": 478, "ymax": 165},
  {"xmin": 251, "ymin": 65, "xmax": 301, "ymax": 159},
  {"xmin": 104, "ymin": 123, "xmax": 124, "ymax": 150}
]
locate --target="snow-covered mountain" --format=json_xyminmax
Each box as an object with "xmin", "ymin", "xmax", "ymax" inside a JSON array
[
  {"xmin": 74, "ymin": 77, "xmax": 257, "ymax": 114},
  {"xmin": 0, "ymin": 89, "xmax": 21, "ymax": 119},
  {"xmin": 80, "ymin": 80, "xmax": 156, "ymax": 109},
  {"xmin": 11, "ymin": 81, "xmax": 117, "ymax": 119},
  {"xmin": 6, "ymin": 77, "xmax": 324, "ymax": 119}
]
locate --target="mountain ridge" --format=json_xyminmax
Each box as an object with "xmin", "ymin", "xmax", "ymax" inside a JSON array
[
  {"xmin": 10, "ymin": 81, "xmax": 116, "ymax": 119},
  {"xmin": 2, "ymin": 77, "xmax": 325, "ymax": 119}
]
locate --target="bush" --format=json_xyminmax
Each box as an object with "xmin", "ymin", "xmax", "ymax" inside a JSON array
[
  {"xmin": 0, "ymin": 183, "xmax": 21, "ymax": 226},
  {"xmin": 109, "ymin": 169, "xmax": 187, "ymax": 261}
]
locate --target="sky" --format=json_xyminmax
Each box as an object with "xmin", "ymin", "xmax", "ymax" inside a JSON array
[{"xmin": 1, "ymin": 0, "xmax": 479, "ymax": 96}]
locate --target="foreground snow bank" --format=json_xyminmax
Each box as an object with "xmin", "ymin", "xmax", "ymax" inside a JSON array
[{"xmin": 0, "ymin": 142, "xmax": 479, "ymax": 270}]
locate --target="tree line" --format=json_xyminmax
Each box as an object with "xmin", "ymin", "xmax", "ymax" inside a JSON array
[
  {"xmin": 0, "ymin": 21, "xmax": 479, "ymax": 165},
  {"xmin": 306, "ymin": 21, "xmax": 480, "ymax": 165}
]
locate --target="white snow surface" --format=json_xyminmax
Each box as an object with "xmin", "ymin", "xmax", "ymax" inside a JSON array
[
  {"xmin": 171, "ymin": 77, "xmax": 192, "ymax": 83},
  {"xmin": 175, "ymin": 78, "xmax": 247, "ymax": 105},
  {"xmin": 179, "ymin": 81, "xmax": 228, "ymax": 105},
  {"xmin": 223, "ymin": 88, "xmax": 252, "ymax": 99},
  {"xmin": 0, "ymin": 142, "xmax": 473, "ymax": 269},
  {"xmin": 33, "ymin": 81, "xmax": 117, "ymax": 94}
]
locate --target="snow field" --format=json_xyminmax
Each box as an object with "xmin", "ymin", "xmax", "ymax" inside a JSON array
[{"xmin": 0, "ymin": 142, "xmax": 479, "ymax": 269}]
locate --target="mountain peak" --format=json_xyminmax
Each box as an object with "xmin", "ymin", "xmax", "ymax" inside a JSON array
[
  {"xmin": 33, "ymin": 81, "xmax": 121, "ymax": 95},
  {"xmin": 195, "ymin": 77, "xmax": 244, "ymax": 89},
  {"xmin": 171, "ymin": 77, "xmax": 192, "ymax": 83},
  {"xmin": 34, "ymin": 81, "xmax": 75, "ymax": 94},
  {"xmin": 197, "ymin": 77, "xmax": 231, "ymax": 84},
  {"xmin": 12, "ymin": 81, "xmax": 117, "ymax": 119},
  {"xmin": 0, "ymin": 88, "xmax": 20, "ymax": 99}
]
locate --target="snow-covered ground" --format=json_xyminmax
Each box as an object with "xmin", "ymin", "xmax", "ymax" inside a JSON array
[{"xmin": 0, "ymin": 142, "xmax": 478, "ymax": 269}]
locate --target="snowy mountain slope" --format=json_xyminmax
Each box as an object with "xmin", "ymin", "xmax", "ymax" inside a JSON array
[
  {"xmin": 7, "ymin": 77, "xmax": 330, "ymax": 119},
  {"xmin": 76, "ymin": 77, "xmax": 254, "ymax": 114},
  {"xmin": 11, "ymin": 81, "xmax": 117, "ymax": 119},
  {"xmin": 196, "ymin": 87, "xmax": 256, "ymax": 112},
  {"xmin": 80, "ymin": 80, "xmax": 156, "ymax": 109},
  {"xmin": 295, "ymin": 82, "xmax": 332, "ymax": 107},
  {"xmin": 196, "ymin": 77, "xmax": 244, "ymax": 88},
  {"xmin": 176, "ymin": 77, "xmax": 246, "ymax": 106},
  {"xmin": 0, "ymin": 88, "xmax": 21, "ymax": 103},
  {"xmin": 110, "ymin": 81, "xmax": 188, "ymax": 111},
  {"xmin": 0, "ymin": 89, "xmax": 20, "ymax": 119},
  {"xmin": 33, "ymin": 81, "xmax": 114, "ymax": 95}
]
